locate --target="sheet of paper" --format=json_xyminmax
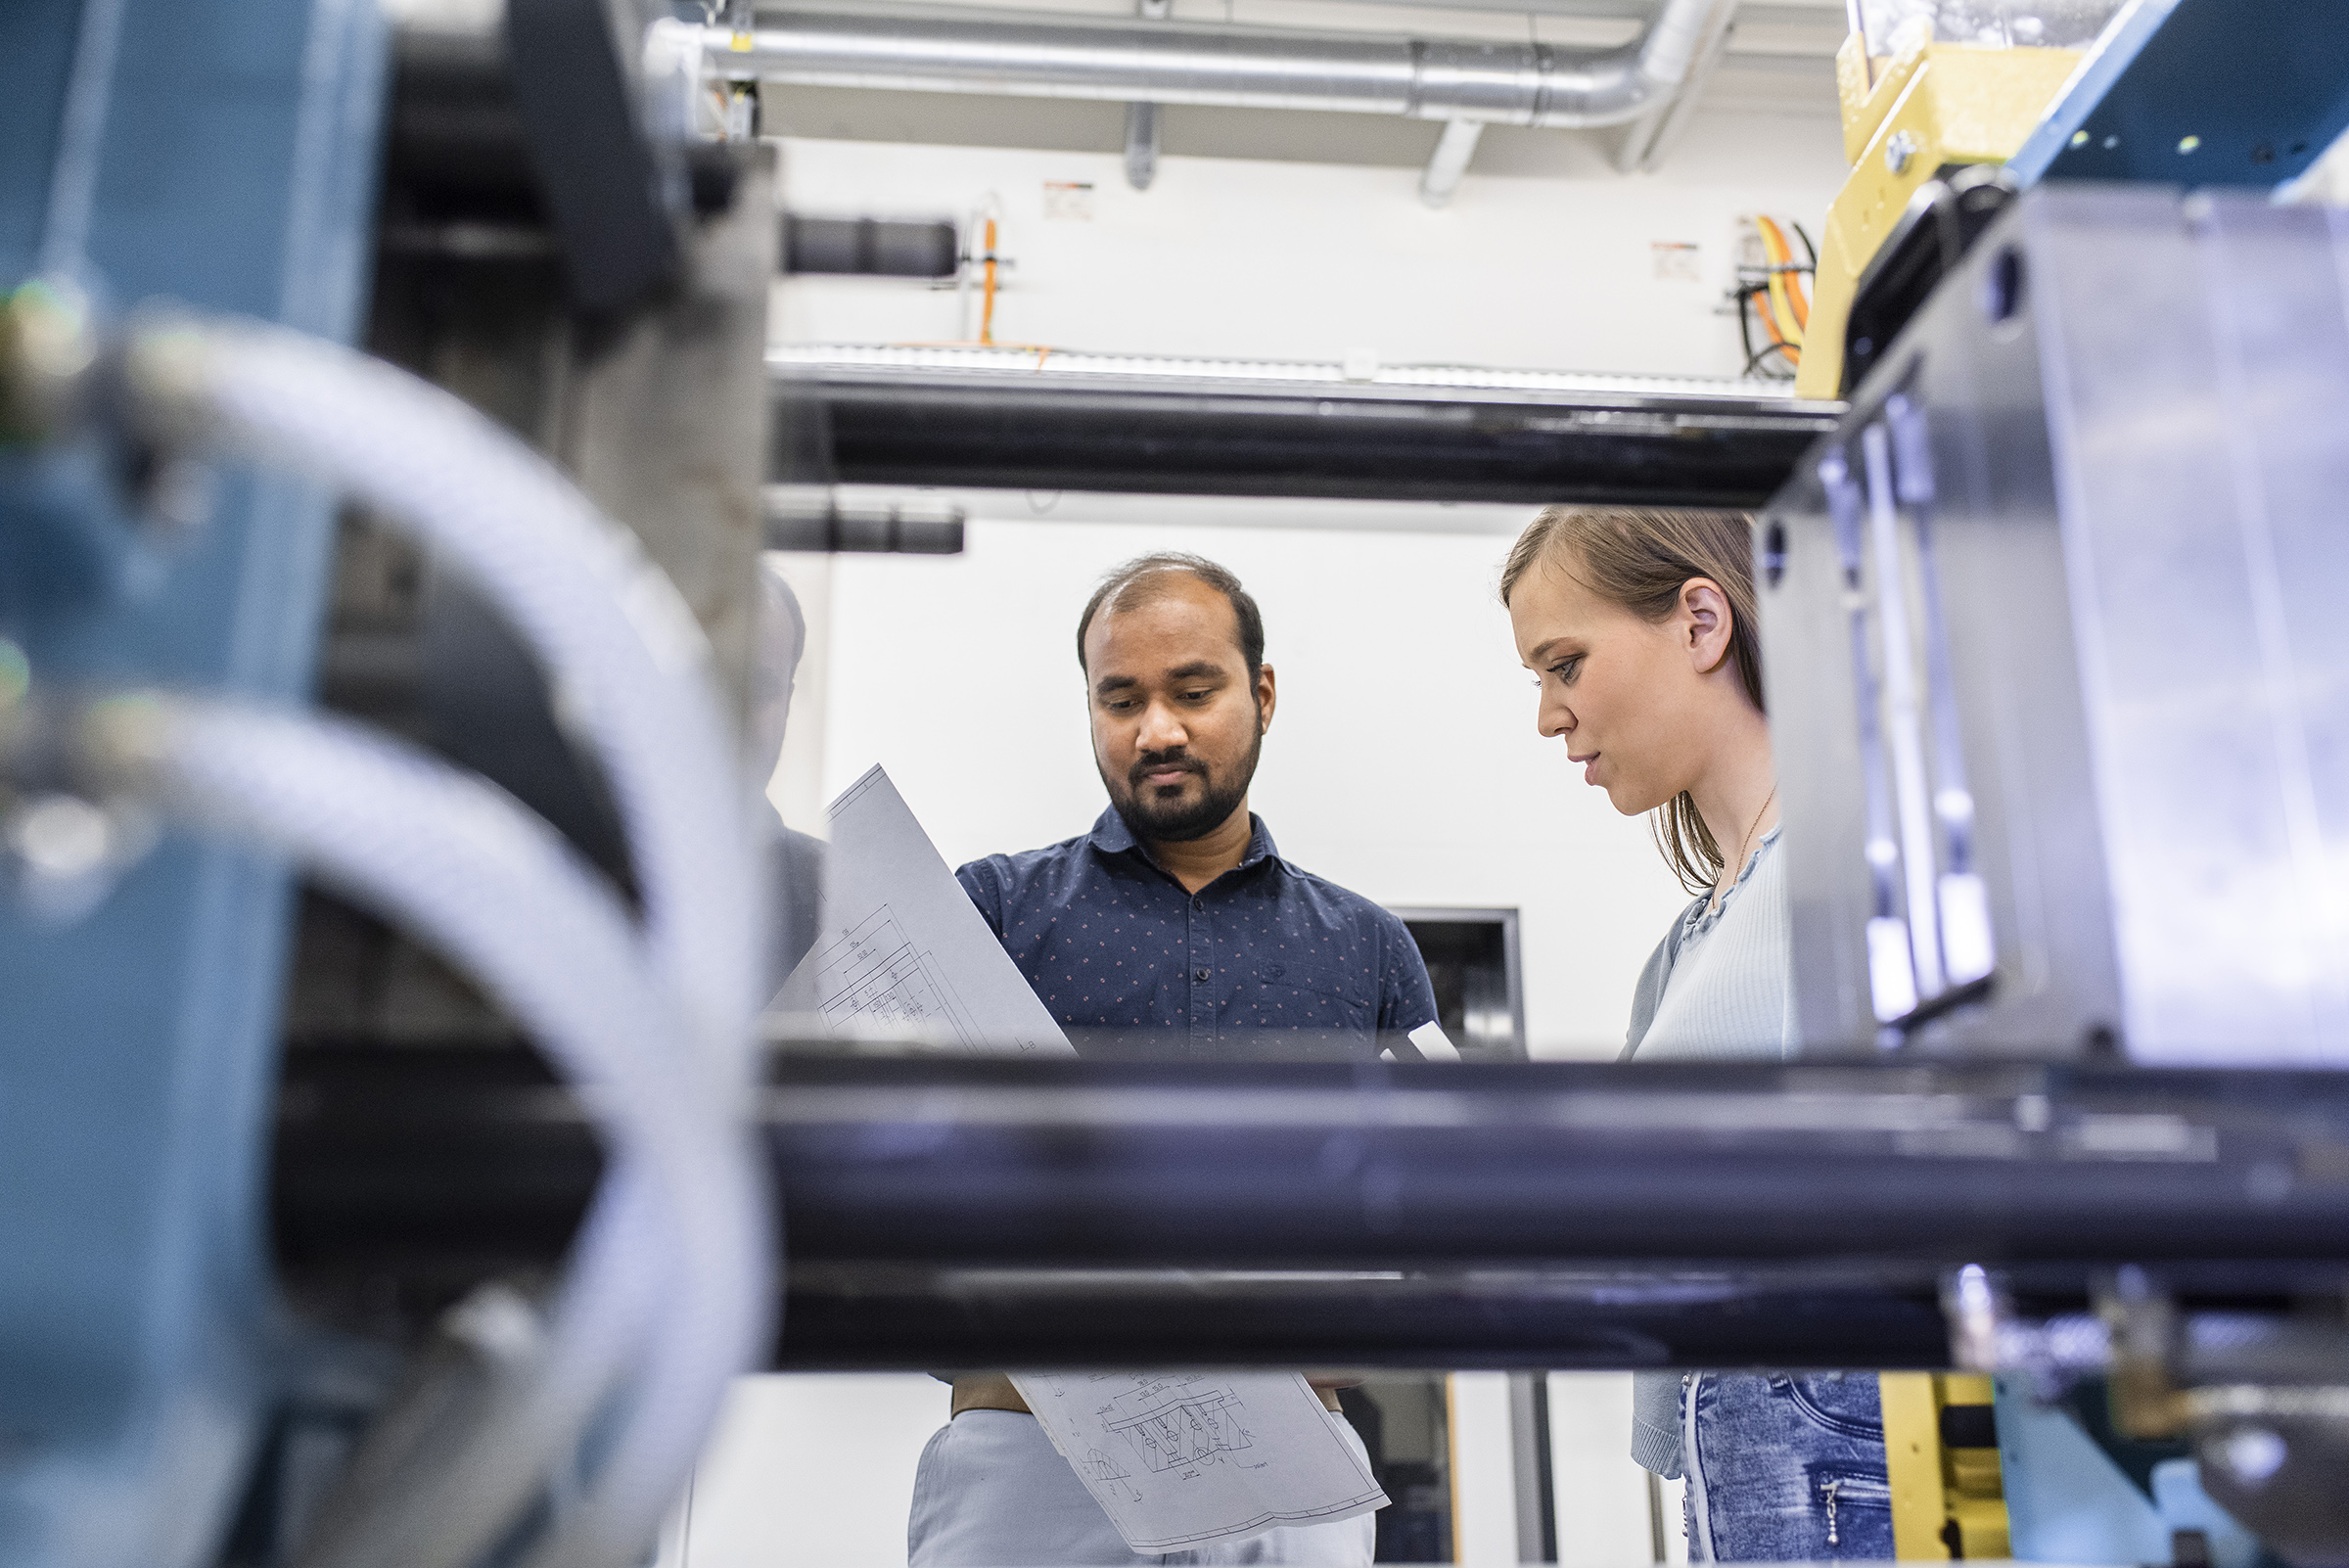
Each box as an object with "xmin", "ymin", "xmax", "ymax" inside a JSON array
[
  {"xmin": 1010, "ymin": 1371, "xmax": 1389, "ymax": 1553},
  {"xmin": 768, "ymin": 765, "xmax": 1074, "ymax": 1054},
  {"xmin": 1407, "ymin": 1021, "xmax": 1461, "ymax": 1061}
]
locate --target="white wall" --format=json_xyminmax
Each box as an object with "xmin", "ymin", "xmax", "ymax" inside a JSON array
[
  {"xmin": 712, "ymin": 97, "xmax": 1846, "ymax": 1568},
  {"xmin": 811, "ymin": 513, "xmax": 1692, "ymax": 1056},
  {"xmin": 767, "ymin": 105, "xmax": 1850, "ymax": 1049},
  {"xmin": 1450, "ymin": 1373, "xmax": 1523, "ymax": 1567},
  {"xmin": 660, "ymin": 1373, "xmax": 1676, "ymax": 1568},
  {"xmin": 1547, "ymin": 1373, "xmax": 1677, "ymax": 1568},
  {"xmin": 655, "ymin": 1374, "xmax": 949, "ymax": 1568},
  {"xmin": 773, "ymin": 110, "xmax": 1850, "ymax": 379}
]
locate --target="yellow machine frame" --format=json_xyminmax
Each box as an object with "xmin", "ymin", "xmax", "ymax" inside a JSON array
[
  {"xmin": 1796, "ymin": 35, "xmax": 2087, "ymax": 398},
  {"xmin": 1880, "ymin": 1372, "xmax": 2010, "ymax": 1560}
]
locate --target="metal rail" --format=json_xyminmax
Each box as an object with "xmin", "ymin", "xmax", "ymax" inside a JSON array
[
  {"xmin": 775, "ymin": 362, "xmax": 1842, "ymax": 506},
  {"xmin": 274, "ymin": 1051, "xmax": 2349, "ymax": 1369}
]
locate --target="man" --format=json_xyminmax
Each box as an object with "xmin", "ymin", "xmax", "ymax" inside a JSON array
[
  {"xmin": 750, "ymin": 557, "xmax": 825, "ymax": 996},
  {"xmin": 907, "ymin": 553, "xmax": 1440, "ymax": 1568}
]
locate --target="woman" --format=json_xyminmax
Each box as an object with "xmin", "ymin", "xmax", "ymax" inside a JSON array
[{"xmin": 1499, "ymin": 505, "xmax": 1892, "ymax": 1562}]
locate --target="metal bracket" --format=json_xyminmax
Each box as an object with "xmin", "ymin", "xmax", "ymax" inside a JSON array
[{"xmin": 1125, "ymin": 0, "xmax": 1171, "ymax": 190}]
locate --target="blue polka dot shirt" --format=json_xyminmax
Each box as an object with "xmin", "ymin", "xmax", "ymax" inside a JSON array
[{"xmin": 956, "ymin": 807, "xmax": 1440, "ymax": 1061}]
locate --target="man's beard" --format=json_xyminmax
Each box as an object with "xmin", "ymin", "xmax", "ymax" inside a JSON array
[{"xmin": 1105, "ymin": 727, "xmax": 1262, "ymax": 844}]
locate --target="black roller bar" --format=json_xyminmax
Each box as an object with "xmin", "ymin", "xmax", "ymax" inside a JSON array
[
  {"xmin": 772, "ymin": 1263, "xmax": 1954, "ymax": 1372},
  {"xmin": 783, "ymin": 215, "xmax": 960, "ymax": 278},
  {"xmin": 774, "ymin": 366, "xmax": 1845, "ymax": 507},
  {"xmin": 274, "ymin": 1051, "xmax": 2349, "ymax": 1369},
  {"xmin": 764, "ymin": 492, "xmax": 966, "ymax": 553}
]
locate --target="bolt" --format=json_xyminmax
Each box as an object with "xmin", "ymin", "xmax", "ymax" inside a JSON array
[
  {"xmin": 9, "ymin": 794, "xmax": 115, "ymax": 882},
  {"xmin": 0, "ymin": 280, "xmax": 98, "ymax": 446},
  {"xmin": 1885, "ymin": 129, "xmax": 1920, "ymax": 175},
  {"xmin": 2216, "ymin": 1426, "xmax": 2287, "ymax": 1488},
  {"xmin": 0, "ymin": 639, "xmax": 26, "ymax": 711}
]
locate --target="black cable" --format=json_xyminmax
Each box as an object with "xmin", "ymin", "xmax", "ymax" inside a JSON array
[
  {"xmin": 1790, "ymin": 220, "xmax": 1819, "ymax": 270},
  {"xmin": 1748, "ymin": 285, "xmax": 1786, "ymax": 350},
  {"xmin": 1744, "ymin": 340, "xmax": 1799, "ymax": 378}
]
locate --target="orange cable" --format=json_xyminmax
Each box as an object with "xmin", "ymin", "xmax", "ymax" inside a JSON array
[
  {"xmin": 979, "ymin": 215, "xmax": 1000, "ymax": 346},
  {"xmin": 1758, "ymin": 215, "xmax": 1811, "ymax": 332},
  {"xmin": 1755, "ymin": 218, "xmax": 1805, "ymax": 348}
]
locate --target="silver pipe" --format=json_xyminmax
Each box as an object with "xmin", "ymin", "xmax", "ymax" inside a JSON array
[
  {"xmin": 719, "ymin": 0, "xmax": 1733, "ymax": 129},
  {"xmin": 1614, "ymin": 0, "xmax": 1734, "ymax": 172},
  {"xmin": 1124, "ymin": 99, "xmax": 1160, "ymax": 188},
  {"xmin": 1419, "ymin": 118, "xmax": 1483, "ymax": 208}
]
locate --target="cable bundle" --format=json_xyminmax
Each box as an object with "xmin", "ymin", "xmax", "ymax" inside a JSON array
[{"xmin": 1732, "ymin": 215, "xmax": 1816, "ymax": 380}]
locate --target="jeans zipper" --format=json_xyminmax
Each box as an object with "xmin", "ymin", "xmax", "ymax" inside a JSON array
[
  {"xmin": 1683, "ymin": 1374, "xmax": 1717, "ymax": 1563},
  {"xmin": 1821, "ymin": 1477, "xmax": 1841, "ymax": 1547}
]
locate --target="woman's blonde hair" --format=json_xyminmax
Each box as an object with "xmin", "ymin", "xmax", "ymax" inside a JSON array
[{"xmin": 1499, "ymin": 505, "xmax": 1763, "ymax": 896}]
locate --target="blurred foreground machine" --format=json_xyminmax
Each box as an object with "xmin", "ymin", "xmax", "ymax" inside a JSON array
[
  {"xmin": 8, "ymin": 4, "xmax": 2349, "ymax": 1568},
  {"xmin": 1762, "ymin": 183, "xmax": 2349, "ymax": 1567},
  {"xmin": 1798, "ymin": 0, "xmax": 2349, "ymax": 397},
  {"xmin": 0, "ymin": 3, "xmax": 783, "ymax": 1566}
]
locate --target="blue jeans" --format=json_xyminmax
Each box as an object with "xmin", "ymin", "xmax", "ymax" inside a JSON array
[{"xmin": 1682, "ymin": 1373, "xmax": 1893, "ymax": 1562}]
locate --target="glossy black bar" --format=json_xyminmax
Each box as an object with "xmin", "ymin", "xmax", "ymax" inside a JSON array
[
  {"xmin": 775, "ymin": 366, "xmax": 1845, "ymax": 506},
  {"xmin": 271, "ymin": 1050, "xmax": 2349, "ymax": 1368}
]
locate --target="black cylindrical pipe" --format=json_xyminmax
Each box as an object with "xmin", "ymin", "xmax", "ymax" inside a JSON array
[
  {"xmin": 272, "ymin": 1051, "xmax": 2349, "ymax": 1366},
  {"xmin": 775, "ymin": 368, "xmax": 1843, "ymax": 506},
  {"xmin": 783, "ymin": 215, "xmax": 960, "ymax": 278}
]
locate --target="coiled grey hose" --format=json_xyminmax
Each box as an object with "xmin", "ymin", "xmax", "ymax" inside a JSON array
[
  {"xmin": 75, "ymin": 696, "xmax": 766, "ymax": 1568},
  {"xmin": 126, "ymin": 319, "xmax": 761, "ymax": 1073},
  {"xmin": 115, "ymin": 320, "xmax": 771, "ymax": 1567}
]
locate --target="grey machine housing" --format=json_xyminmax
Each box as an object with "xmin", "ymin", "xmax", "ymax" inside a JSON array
[{"xmin": 1760, "ymin": 185, "xmax": 2349, "ymax": 1065}]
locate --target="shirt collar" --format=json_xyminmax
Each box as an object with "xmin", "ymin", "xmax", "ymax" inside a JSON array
[{"xmin": 1088, "ymin": 807, "xmax": 1279, "ymax": 874}]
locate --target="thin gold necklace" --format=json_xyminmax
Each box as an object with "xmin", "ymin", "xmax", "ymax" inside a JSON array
[{"xmin": 1719, "ymin": 783, "xmax": 1777, "ymax": 908}]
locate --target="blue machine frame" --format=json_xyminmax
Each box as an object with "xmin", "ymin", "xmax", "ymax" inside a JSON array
[
  {"xmin": 0, "ymin": 3, "xmax": 387, "ymax": 1563},
  {"xmin": 2009, "ymin": 0, "xmax": 2349, "ymax": 191}
]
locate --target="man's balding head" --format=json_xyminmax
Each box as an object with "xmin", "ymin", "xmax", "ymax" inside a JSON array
[{"xmin": 1076, "ymin": 553, "xmax": 1264, "ymax": 683}]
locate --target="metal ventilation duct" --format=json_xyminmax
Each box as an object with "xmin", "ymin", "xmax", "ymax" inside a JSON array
[{"xmin": 707, "ymin": 0, "xmax": 1731, "ymax": 128}]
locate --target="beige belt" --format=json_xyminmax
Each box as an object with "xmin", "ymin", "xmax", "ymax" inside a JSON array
[{"xmin": 950, "ymin": 1373, "xmax": 1343, "ymax": 1416}]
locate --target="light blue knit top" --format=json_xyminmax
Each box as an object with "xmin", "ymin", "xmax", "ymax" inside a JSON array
[{"xmin": 1623, "ymin": 826, "xmax": 1792, "ymax": 1476}]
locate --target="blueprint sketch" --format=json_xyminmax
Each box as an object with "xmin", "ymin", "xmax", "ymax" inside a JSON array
[
  {"xmin": 804, "ymin": 907, "xmax": 978, "ymax": 1040},
  {"xmin": 768, "ymin": 766, "xmax": 1073, "ymax": 1054},
  {"xmin": 1011, "ymin": 1371, "xmax": 1388, "ymax": 1552}
]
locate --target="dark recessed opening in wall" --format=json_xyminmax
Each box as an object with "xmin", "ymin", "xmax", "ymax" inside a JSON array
[
  {"xmin": 1392, "ymin": 907, "xmax": 1526, "ymax": 1060},
  {"xmin": 1340, "ymin": 1374, "xmax": 1455, "ymax": 1564}
]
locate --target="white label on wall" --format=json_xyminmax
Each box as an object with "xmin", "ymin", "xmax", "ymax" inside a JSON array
[
  {"xmin": 1044, "ymin": 180, "xmax": 1096, "ymax": 220},
  {"xmin": 1651, "ymin": 241, "xmax": 1701, "ymax": 281}
]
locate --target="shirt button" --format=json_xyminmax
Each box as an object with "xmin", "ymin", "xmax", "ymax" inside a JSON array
[
  {"xmin": 1192, "ymin": 898, "xmax": 1204, "ymax": 911},
  {"xmin": 1193, "ymin": 968, "xmax": 1211, "ymax": 983}
]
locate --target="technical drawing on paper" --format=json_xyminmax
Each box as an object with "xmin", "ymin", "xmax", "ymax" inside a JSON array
[
  {"xmin": 1083, "ymin": 1449, "xmax": 1143, "ymax": 1501},
  {"xmin": 1105, "ymin": 1378, "xmax": 1257, "ymax": 1473},
  {"xmin": 1011, "ymin": 1369, "xmax": 1388, "ymax": 1554},
  {"xmin": 768, "ymin": 766, "xmax": 1075, "ymax": 1054},
  {"xmin": 806, "ymin": 904, "xmax": 981, "ymax": 1044}
]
